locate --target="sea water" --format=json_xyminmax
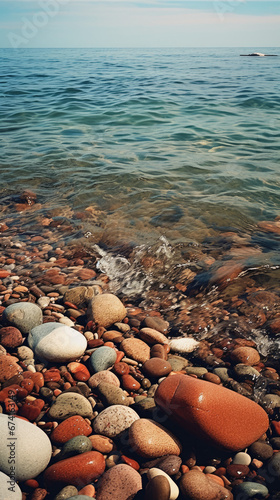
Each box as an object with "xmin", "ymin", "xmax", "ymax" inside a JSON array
[{"xmin": 1, "ymin": 47, "xmax": 280, "ymax": 299}]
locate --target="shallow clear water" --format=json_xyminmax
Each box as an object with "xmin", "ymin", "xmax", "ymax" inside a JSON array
[{"xmin": 1, "ymin": 47, "xmax": 280, "ymax": 270}]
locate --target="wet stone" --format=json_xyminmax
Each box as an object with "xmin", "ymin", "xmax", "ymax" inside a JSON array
[
  {"xmin": 0, "ymin": 326, "xmax": 23, "ymax": 348},
  {"xmin": 89, "ymin": 346, "xmax": 117, "ymax": 373},
  {"xmin": 167, "ymin": 355, "xmax": 189, "ymax": 371},
  {"xmin": 142, "ymin": 358, "xmax": 172, "ymax": 378},
  {"xmin": 233, "ymin": 481, "xmax": 269, "ymax": 499}
]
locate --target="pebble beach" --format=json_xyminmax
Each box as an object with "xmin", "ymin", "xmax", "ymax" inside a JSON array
[{"xmin": 0, "ymin": 189, "xmax": 280, "ymax": 500}]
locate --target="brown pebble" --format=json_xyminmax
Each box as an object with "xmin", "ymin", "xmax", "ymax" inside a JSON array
[
  {"xmin": 145, "ymin": 475, "xmax": 170, "ymax": 500},
  {"xmin": 226, "ymin": 464, "xmax": 249, "ymax": 478},
  {"xmin": 151, "ymin": 344, "xmax": 168, "ymax": 360},
  {"xmin": 0, "ymin": 326, "xmax": 23, "ymax": 348},
  {"xmin": 230, "ymin": 347, "xmax": 260, "ymax": 366},
  {"xmin": 142, "ymin": 358, "xmax": 172, "ymax": 378},
  {"xmin": 203, "ymin": 372, "xmax": 221, "ymax": 385}
]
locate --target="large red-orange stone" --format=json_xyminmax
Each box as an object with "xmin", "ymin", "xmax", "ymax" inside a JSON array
[
  {"xmin": 50, "ymin": 415, "xmax": 92, "ymax": 444},
  {"xmin": 154, "ymin": 374, "xmax": 269, "ymax": 451},
  {"xmin": 44, "ymin": 451, "xmax": 105, "ymax": 488}
]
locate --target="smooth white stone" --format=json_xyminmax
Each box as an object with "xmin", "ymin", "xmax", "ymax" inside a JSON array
[
  {"xmin": 28, "ymin": 322, "xmax": 87, "ymax": 362},
  {"xmin": 232, "ymin": 452, "xmax": 252, "ymax": 466},
  {"xmin": 169, "ymin": 337, "xmax": 199, "ymax": 353},
  {"xmin": 0, "ymin": 414, "xmax": 52, "ymax": 481},
  {"xmin": 0, "ymin": 471, "xmax": 22, "ymax": 499}
]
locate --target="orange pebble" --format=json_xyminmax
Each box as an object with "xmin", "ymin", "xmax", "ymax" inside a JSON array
[
  {"xmin": 20, "ymin": 378, "xmax": 34, "ymax": 394},
  {"xmin": 53, "ymin": 389, "xmax": 62, "ymax": 397},
  {"xmin": 181, "ymin": 465, "xmax": 190, "ymax": 474},
  {"xmin": 206, "ymin": 474, "xmax": 225, "ymax": 487},
  {"xmin": 103, "ymin": 341, "xmax": 115, "ymax": 348},
  {"xmin": 24, "ymin": 479, "xmax": 39, "ymax": 488},
  {"xmin": 115, "ymin": 351, "xmax": 125, "ymax": 363},
  {"xmin": 78, "ymin": 484, "xmax": 96, "ymax": 497}
]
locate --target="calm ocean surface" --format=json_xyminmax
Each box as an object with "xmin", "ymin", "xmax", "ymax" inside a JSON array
[{"xmin": 1, "ymin": 47, "xmax": 280, "ymax": 284}]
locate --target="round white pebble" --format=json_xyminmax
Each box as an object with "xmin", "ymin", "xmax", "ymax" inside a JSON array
[{"xmin": 232, "ymin": 451, "xmax": 251, "ymax": 466}]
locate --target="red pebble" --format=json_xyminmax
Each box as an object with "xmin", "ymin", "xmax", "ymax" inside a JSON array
[
  {"xmin": 0, "ymin": 384, "xmax": 28, "ymax": 402},
  {"xmin": 43, "ymin": 369, "xmax": 61, "ymax": 383},
  {"xmin": 22, "ymin": 372, "xmax": 44, "ymax": 389},
  {"xmin": 20, "ymin": 378, "xmax": 34, "ymax": 394},
  {"xmin": 18, "ymin": 399, "xmax": 45, "ymax": 421},
  {"xmin": 4, "ymin": 397, "xmax": 18, "ymax": 413},
  {"xmin": 44, "ymin": 451, "xmax": 105, "ymax": 488},
  {"xmin": 24, "ymin": 479, "xmax": 39, "ymax": 489},
  {"xmin": 50, "ymin": 415, "xmax": 92, "ymax": 444},
  {"xmin": 78, "ymin": 485, "xmax": 96, "ymax": 497},
  {"xmin": 0, "ymin": 270, "xmax": 11, "ymax": 278},
  {"xmin": 64, "ymin": 301, "xmax": 78, "ymax": 310},
  {"xmin": 68, "ymin": 362, "xmax": 90, "ymax": 381},
  {"xmin": 121, "ymin": 374, "xmax": 141, "ymax": 392},
  {"xmin": 114, "ymin": 362, "xmax": 130, "ymax": 376},
  {"xmin": 272, "ymin": 421, "xmax": 280, "ymax": 436},
  {"xmin": 121, "ymin": 455, "xmax": 140, "ymax": 470}
]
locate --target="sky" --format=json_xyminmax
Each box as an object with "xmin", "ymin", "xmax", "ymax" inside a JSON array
[{"xmin": 0, "ymin": 1, "xmax": 279, "ymax": 49}]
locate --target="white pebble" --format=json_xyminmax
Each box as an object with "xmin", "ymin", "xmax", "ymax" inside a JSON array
[
  {"xmin": 169, "ymin": 337, "xmax": 199, "ymax": 353},
  {"xmin": 232, "ymin": 452, "xmax": 251, "ymax": 466},
  {"xmin": 204, "ymin": 466, "xmax": 216, "ymax": 474},
  {"xmin": 59, "ymin": 316, "xmax": 75, "ymax": 327}
]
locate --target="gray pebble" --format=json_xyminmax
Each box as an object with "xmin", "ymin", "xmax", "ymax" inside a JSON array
[
  {"xmin": 54, "ymin": 486, "xmax": 79, "ymax": 500},
  {"xmin": 3, "ymin": 301, "xmax": 43, "ymax": 334},
  {"xmin": 59, "ymin": 436, "xmax": 93, "ymax": 460},
  {"xmin": 185, "ymin": 367, "xmax": 208, "ymax": 377},
  {"xmin": 248, "ymin": 441, "xmax": 274, "ymax": 461},
  {"xmin": 68, "ymin": 497, "xmax": 95, "ymax": 500},
  {"xmin": 89, "ymin": 346, "xmax": 117, "ymax": 373},
  {"xmin": 213, "ymin": 367, "xmax": 229, "ymax": 383},
  {"xmin": 262, "ymin": 394, "xmax": 280, "ymax": 409},
  {"xmin": 233, "ymin": 481, "xmax": 268, "ymax": 498},
  {"xmin": 97, "ymin": 382, "xmax": 131, "ymax": 407},
  {"xmin": 167, "ymin": 355, "xmax": 188, "ymax": 371},
  {"xmin": 48, "ymin": 392, "xmax": 94, "ymax": 420},
  {"xmin": 234, "ymin": 363, "xmax": 260, "ymax": 380}
]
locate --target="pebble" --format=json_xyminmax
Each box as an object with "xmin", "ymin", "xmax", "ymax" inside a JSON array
[
  {"xmin": 261, "ymin": 451, "xmax": 280, "ymax": 486},
  {"xmin": 226, "ymin": 463, "xmax": 249, "ymax": 478},
  {"xmin": 142, "ymin": 358, "xmax": 172, "ymax": 378},
  {"xmin": 167, "ymin": 355, "xmax": 189, "ymax": 371},
  {"xmin": 68, "ymin": 496, "xmax": 93, "ymax": 500},
  {"xmin": 54, "ymin": 486, "xmax": 79, "ymax": 500},
  {"xmin": 129, "ymin": 418, "xmax": 182, "ymax": 458},
  {"xmin": 89, "ymin": 435, "xmax": 114, "ymax": 453},
  {"xmin": 232, "ymin": 451, "xmax": 251, "ymax": 466},
  {"xmin": 0, "ymin": 471, "xmax": 22, "ymax": 499},
  {"xmin": 93, "ymin": 405, "xmax": 139, "ymax": 438},
  {"xmin": 185, "ymin": 367, "xmax": 208, "ymax": 377},
  {"xmin": 180, "ymin": 469, "xmax": 233, "ymax": 500},
  {"xmin": 262, "ymin": 393, "xmax": 280, "ymax": 409},
  {"xmin": 95, "ymin": 463, "xmax": 142, "ymax": 500},
  {"xmin": 0, "ymin": 413, "xmax": 52, "ymax": 481},
  {"xmin": 120, "ymin": 338, "xmax": 150, "ymax": 363},
  {"xmin": 87, "ymin": 293, "xmax": 127, "ymax": 328},
  {"xmin": 145, "ymin": 475, "xmax": 170, "ymax": 500},
  {"xmin": 248, "ymin": 440, "xmax": 274, "ymax": 460},
  {"xmin": 89, "ymin": 346, "xmax": 117, "ymax": 373},
  {"xmin": 121, "ymin": 373, "xmax": 141, "ymax": 391},
  {"xmin": 59, "ymin": 435, "xmax": 93, "ymax": 460},
  {"xmin": 17, "ymin": 345, "xmax": 34, "ymax": 360},
  {"xmin": 0, "ymin": 354, "xmax": 22, "ymax": 382},
  {"xmin": 230, "ymin": 346, "xmax": 261, "ymax": 365},
  {"xmin": 88, "ymin": 370, "xmax": 120, "ymax": 389},
  {"xmin": 139, "ymin": 327, "xmax": 168, "ymax": 345},
  {"xmin": 233, "ymin": 363, "xmax": 260, "ymax": 380},
  {"xmin": 28, "ymin": 323, "xmax": 87, "ymax": 362},
  {"xmin": 150, "ymin": 344, "xmax": 167, "ymax": 360},
  {"xmin": 169, "ymin": 337, "xmax": 199, "ymax": 354},
  {"xmin": 155, "ymin": 373, "xmax": 269, "ymax": 451},
  {"xmin": 51, "ymin": 415, "xmax": 92, "ymax": 444},
  {"xmin": 213, "ymin": 367, "xmax": 229, "ymax": 382},
  {"xmin": 64, "ymin": 286, "xmax": 96, "ymax": 309},
  {"xmin": 233, "ymin": 481, "xmax": 269, "ymax": 498},
  {"xmin": 155, "ymin": 455, "xmax": 182, "ymax": 476},
  {"xmin": 147, "ymin": 468, "xmax": 179, "ymax": 500},
  {"xmin": 143, "ymin": 316, "xmax": 169, "ymax": 333},
  {"xmin": 48, "ymin": 392, "xmax": 94, "ymax": 420},
  {"xmin": 2, "ymin": 301, "xmax": 43, "ymax": 334},
  {"xmin": 0, "ymin": 326, "xmax": 23, "ymax": 348},
  {"xmin": 97, "ymin": 382, "xmax": 131, "ymax": 406},
  {"xmin": 44, "ymin": 451, "xmax": 105, "ymax": 489}
]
